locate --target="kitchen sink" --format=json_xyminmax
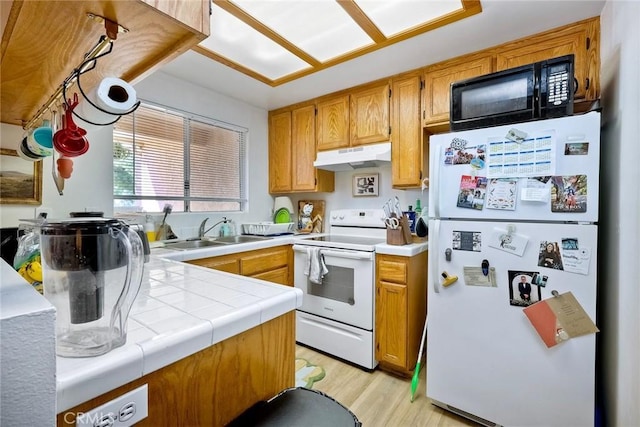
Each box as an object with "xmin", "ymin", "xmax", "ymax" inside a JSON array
[
  {"xmin": 214, "ymin": 235, "xmax": 272, "ymax": 244},
  {"xmin": 162, "ymin": 235, "xmax": 271, "ymax": 250},
  {"xmin": 164, "ymin": 239, "xmax": 227, "ymax": 250}
]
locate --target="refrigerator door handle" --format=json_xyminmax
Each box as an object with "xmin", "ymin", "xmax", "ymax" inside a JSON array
[
  {"xmin": 432, "ymin": 145, "xmax": 442, "ymax": 219},
  {"xmin": 430, "ymin": 219, "xmax": 441, "ymax": 294}
]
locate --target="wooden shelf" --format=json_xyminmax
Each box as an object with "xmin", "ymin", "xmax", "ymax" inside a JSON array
[{"xmin": 1, "ymin": 0, "xmax": 209, "ymax": 127}]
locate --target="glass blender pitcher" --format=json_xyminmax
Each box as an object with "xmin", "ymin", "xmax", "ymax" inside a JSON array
[{"xmin": 37, "ymin": 218, "xmax": 144, "ymax": 357}]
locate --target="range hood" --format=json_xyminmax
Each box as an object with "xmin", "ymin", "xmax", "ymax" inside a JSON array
[{"xmin": 313, "ymin": 142, "xmax": 391, "ymax": 172}]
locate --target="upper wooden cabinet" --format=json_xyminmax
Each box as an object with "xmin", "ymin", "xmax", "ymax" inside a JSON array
[
  {"xmin": 350, "ymin": 83, "xmax": 390, "ymax": 146},
  {"xmin": 391, "ymin": 74, "xmax": 425, "ymax": 188},
  {"xmin": 421, "ymin": 17, "xmax": 600, "ymax": 132},
  {"xmin": 268, "ymin": 111, "xmax": 293, "ymax": 193},
  {"xmin": 316, "ymin": 95, "xmax": 350, "ymax": 151},
  {"xmin": 1, "ymin": 0, "xmax": 209, "ymax": 126},
  {"xmin": 422, "ymin": 55, "xmax": 494, "ymax": 129},
  {"xmin": 269, "ymin": 105, "xmax": 334, "ymax": 194},
  {"xmin": 495, "ymin": 18, "xmax": 599, "ymax": 101},
  {"xmin": 316, "ymin": 82, "xmax": 390, "ymax": 151}
]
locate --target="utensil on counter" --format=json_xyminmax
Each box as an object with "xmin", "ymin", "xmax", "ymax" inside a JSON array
[
  {"xmin": 156, "ymin": 204, "xmax": 173, "ymax": 240},
  {"xmin": 394, "ymin": 196, "xmax": 403, "ymax": 217},
  {"xmin": 384, "ymin": 217, "xmax": 400, "ymax": 229}
]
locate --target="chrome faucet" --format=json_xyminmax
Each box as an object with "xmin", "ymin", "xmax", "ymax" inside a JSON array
[{"xmin": 199, "ymin": 217, "xmax": 227, "ymax": 238}]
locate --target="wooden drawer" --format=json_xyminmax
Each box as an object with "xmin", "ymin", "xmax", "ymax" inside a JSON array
[
  {"xmin": 240, "ymin": 247, "xmax": 289, "ymax": 276},
  {"xmin": 377, "ymin": 258, "xmax": 407, "ymax": 284},
  {"xmin": 188, "ymin": 255, "xmax": 240, "ymax": 274}
]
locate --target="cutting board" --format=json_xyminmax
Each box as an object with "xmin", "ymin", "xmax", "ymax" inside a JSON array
[{"xmin": 298, "ymin": 200, "xmax": 325, "ymax": 233}]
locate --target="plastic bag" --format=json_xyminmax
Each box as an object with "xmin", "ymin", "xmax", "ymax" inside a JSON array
[{"xmin": 13, "ymin": 229, "xmax": 43, "ymax": 294}]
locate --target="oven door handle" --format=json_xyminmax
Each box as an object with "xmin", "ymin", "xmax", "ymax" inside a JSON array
[{"xmin": 292, "ymin": 245, "xmax": 373, "ymax": 260}]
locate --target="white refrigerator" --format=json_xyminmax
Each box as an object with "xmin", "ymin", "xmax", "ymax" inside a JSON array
[{"xmin": 427, "ymin": 112, "xmax": 600, "ymax": 426}]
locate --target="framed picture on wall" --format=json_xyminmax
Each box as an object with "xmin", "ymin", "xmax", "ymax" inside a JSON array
[
  {"xmin": 0, "ymin": 148, "xmax": 42, "ymax": 205},
  {"xmin": 352, "ymin": 173, "xmax": 379, "ymax": 197}
]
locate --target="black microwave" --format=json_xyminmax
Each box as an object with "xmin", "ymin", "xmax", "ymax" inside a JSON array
[{"xmin": 450, "ymin": 54, "xmax": 575, "ymax": 131}]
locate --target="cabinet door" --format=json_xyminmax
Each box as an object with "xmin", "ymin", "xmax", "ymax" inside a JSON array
[
  {"xmin": 391, "ymin": 75, "xmax": 423, "ymax": 188},
  {"xmin": 269, "ymin": 111, "xmax": 292, "ymax": 193},
  {"xmin": 350, "ymin": 83, "xmax": 390, "ymax": 146},
  {"xmin": 187, "ymin": 256, "xmax": 240, "ymax": 274},
  {"xmin": 423, "ymin": 55, "xmax": 493, "ymax": 127},
  {"xmin": 496, "ymin": 20, "xmax": 597, "ymax": 100},
  {"xmin": 251, "ymin": 266, "xmax": 290, "ymax": 286},
  {"xmin": 316, "ymin": 95, "xmax": 350, "ymax": 151},
  {"xmin": 376, "ymin": 280, "xmax": 408, "ymax": 368},
  {"xmin": 291, "ymin": 105, "xmax": 317, "ymax": 191}
]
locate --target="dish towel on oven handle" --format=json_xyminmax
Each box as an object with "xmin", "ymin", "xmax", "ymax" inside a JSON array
[{"xmin": 305, "ymin": 247, "xmax": 328, "ymax": 284}]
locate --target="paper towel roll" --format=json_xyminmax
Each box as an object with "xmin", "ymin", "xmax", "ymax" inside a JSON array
[{"xmin": 76, "ymin": 77, "xmax": 137, "ymax": 129}]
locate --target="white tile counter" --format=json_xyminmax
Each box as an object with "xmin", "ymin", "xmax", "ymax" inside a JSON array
[
  {"xmin": 375, "ymin": 240, "xmax": 428, "ymax": 256},
  {"xmin": 56, "ymin": 255, "xmax": 302, "ymax": 412}
]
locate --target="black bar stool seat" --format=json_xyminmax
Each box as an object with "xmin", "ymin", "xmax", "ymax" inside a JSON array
[{"xmin": 228, "ymin": 387, "xmax": 361, "ymax": 426}]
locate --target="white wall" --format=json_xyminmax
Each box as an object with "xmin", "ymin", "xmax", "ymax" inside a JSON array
[
  {"xmin": 289, "ymin": 164, "xmax": 427, "ymax": 229},
  {"xmin": 129, "ymin": 71, "xmax": 274, "ymax": 238},
  {"xmin": 599, "ymin": 2, "xmax": 640, "ymax": 426},
  {"xmin": 0, "ymin": 71, "xmax": 275, "ymax": 237},
  {"xmin": 0, "ymin": 124, "xmax": 114, "ymax": 227}
]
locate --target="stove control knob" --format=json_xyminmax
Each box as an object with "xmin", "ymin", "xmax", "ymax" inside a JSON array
[
  {"xmin": 339, "ymin": 215, "xmax": 345, "ymax": 220},
  {"xmin": 331, "ymin": 214, "xmax": 338, "ymax": 220}
]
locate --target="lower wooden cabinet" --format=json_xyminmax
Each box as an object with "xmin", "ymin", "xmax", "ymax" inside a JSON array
[
  {"xmin": 187, "ymin": 245, "xmax": 293, "ymax": 286},
  {"xmin": 57, "ymin": 313, "xmax": 295, "ymax": 427},
  {"xmin": 375, "ymin": 251, "xmax": 427, "ymax": 376}
]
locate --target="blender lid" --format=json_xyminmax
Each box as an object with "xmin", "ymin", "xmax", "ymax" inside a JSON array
[{"xmin": 39, "ymin": 217, "xmax": 123, "ymax": 235}]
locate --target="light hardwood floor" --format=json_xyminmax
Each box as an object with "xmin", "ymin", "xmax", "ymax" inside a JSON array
[{"xmin": 295, "ymin": 344, "xmax": 479, "ymax": 427}]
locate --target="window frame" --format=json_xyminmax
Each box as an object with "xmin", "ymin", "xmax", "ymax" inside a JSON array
[{"xmin": 113, "ymin": 100, "xmax": 248, "ymax": 213}]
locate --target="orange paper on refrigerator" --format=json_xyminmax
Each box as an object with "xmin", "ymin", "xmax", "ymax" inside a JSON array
[{"xmin": 523, "ymin": 291, "xmax": 599, "ymax": 348}]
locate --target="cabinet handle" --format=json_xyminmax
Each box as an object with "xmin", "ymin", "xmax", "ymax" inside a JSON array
[{"xmin": 585, "ymin": 78, "xmax": 590, "ymax": 91}]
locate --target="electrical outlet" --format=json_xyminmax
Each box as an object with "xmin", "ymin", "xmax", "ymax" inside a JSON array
[{"xmin": 76, "ymin": 384, "xmax": 148, "ymax": 427}]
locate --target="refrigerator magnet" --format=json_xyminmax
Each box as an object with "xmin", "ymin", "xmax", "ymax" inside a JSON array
[
  {"xmin": 463, "ymin": 266, "xmax": 497, "ymax": 287},
  {"xmin": 564, "ymin": 142, "xmax": 589, "ymax": 155},
  {"xmin": 508, "ymin": 271, "xmax": 543, "ymax": 307},
  {"xmin": 488, "ymin": 228, "xmax": 529, "ymax": 257},
  {"xmin": 551, "ymin": 175, "xmax": 587, "ymax": 213}
]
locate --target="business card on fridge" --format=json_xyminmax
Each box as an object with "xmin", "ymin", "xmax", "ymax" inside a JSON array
[{"xmin": 488, "ymin": 227, "xmax": 529, "ymax": 257}]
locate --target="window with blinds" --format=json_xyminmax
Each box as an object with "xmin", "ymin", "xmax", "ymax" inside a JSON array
[{"xmin": 113, "ymin": 103, "xmax": 247, "ymax": 213}]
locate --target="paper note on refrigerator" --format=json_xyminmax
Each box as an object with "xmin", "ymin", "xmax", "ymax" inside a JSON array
[
  {"xmin": 523, "ymin": 291, "xmax": 599, "ymax": 348},
  {"xmin": 560, "ymin": 247, "xmax": 591, "ymax": 275},
  {"xmin": 488, "ymin": 227, "xmax": 529, "ymax": 256},
  {"xmin": 486, "ymin": 131, "xmax": 556, "ymax": 178}
]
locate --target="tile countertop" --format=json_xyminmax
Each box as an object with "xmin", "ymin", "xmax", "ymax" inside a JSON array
[
  {"xmin": 56, "ymin": 255, "xmax": 303, "ymax": 412},
  {"xmin": 375, "ymin": 240, "xmax": 428, "ymax": 256},
  {"xmin": 155, "ymin": 233, "xmax": 428, "ymax": 262},
  {"xmin": 56, "ymin": 233, "xmax": 426, "ymax": 412}
]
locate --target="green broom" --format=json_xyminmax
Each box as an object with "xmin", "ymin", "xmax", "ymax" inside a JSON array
[{"xmin": 410, "ymin": 316, "xmax": 428, "ymax": 402}]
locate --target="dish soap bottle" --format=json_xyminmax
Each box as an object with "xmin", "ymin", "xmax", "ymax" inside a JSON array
[{"xmin": 219, "ymin": 217, "xmax": 231, "ymax": 237}]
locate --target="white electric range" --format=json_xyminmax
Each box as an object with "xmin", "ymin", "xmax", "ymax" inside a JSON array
[{"xmin": 292, "ymin": 209, "xmax": 386, "ymax": 369}]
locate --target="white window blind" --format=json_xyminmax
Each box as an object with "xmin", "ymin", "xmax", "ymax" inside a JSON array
[{"xmin": 113, "ymin": 103, "xmax": 247, "ymax": 213}]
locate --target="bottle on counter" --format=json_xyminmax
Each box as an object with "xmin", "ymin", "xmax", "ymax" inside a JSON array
[{"xmin": 144, "ymin": 215, "xmax": 156, "ymax": 242}]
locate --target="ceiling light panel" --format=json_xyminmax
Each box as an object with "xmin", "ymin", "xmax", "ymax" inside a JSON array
[
  {"xmin": 354, "ymin": 0, "xmax": 463, "ymax": 37},
  {"xmin": 232, "ymin": 0, "xmax": 374, "ymax": 62},
  {"xmin": 200, "ymin": 3, "xmax": 312, "ymax": 80}
]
